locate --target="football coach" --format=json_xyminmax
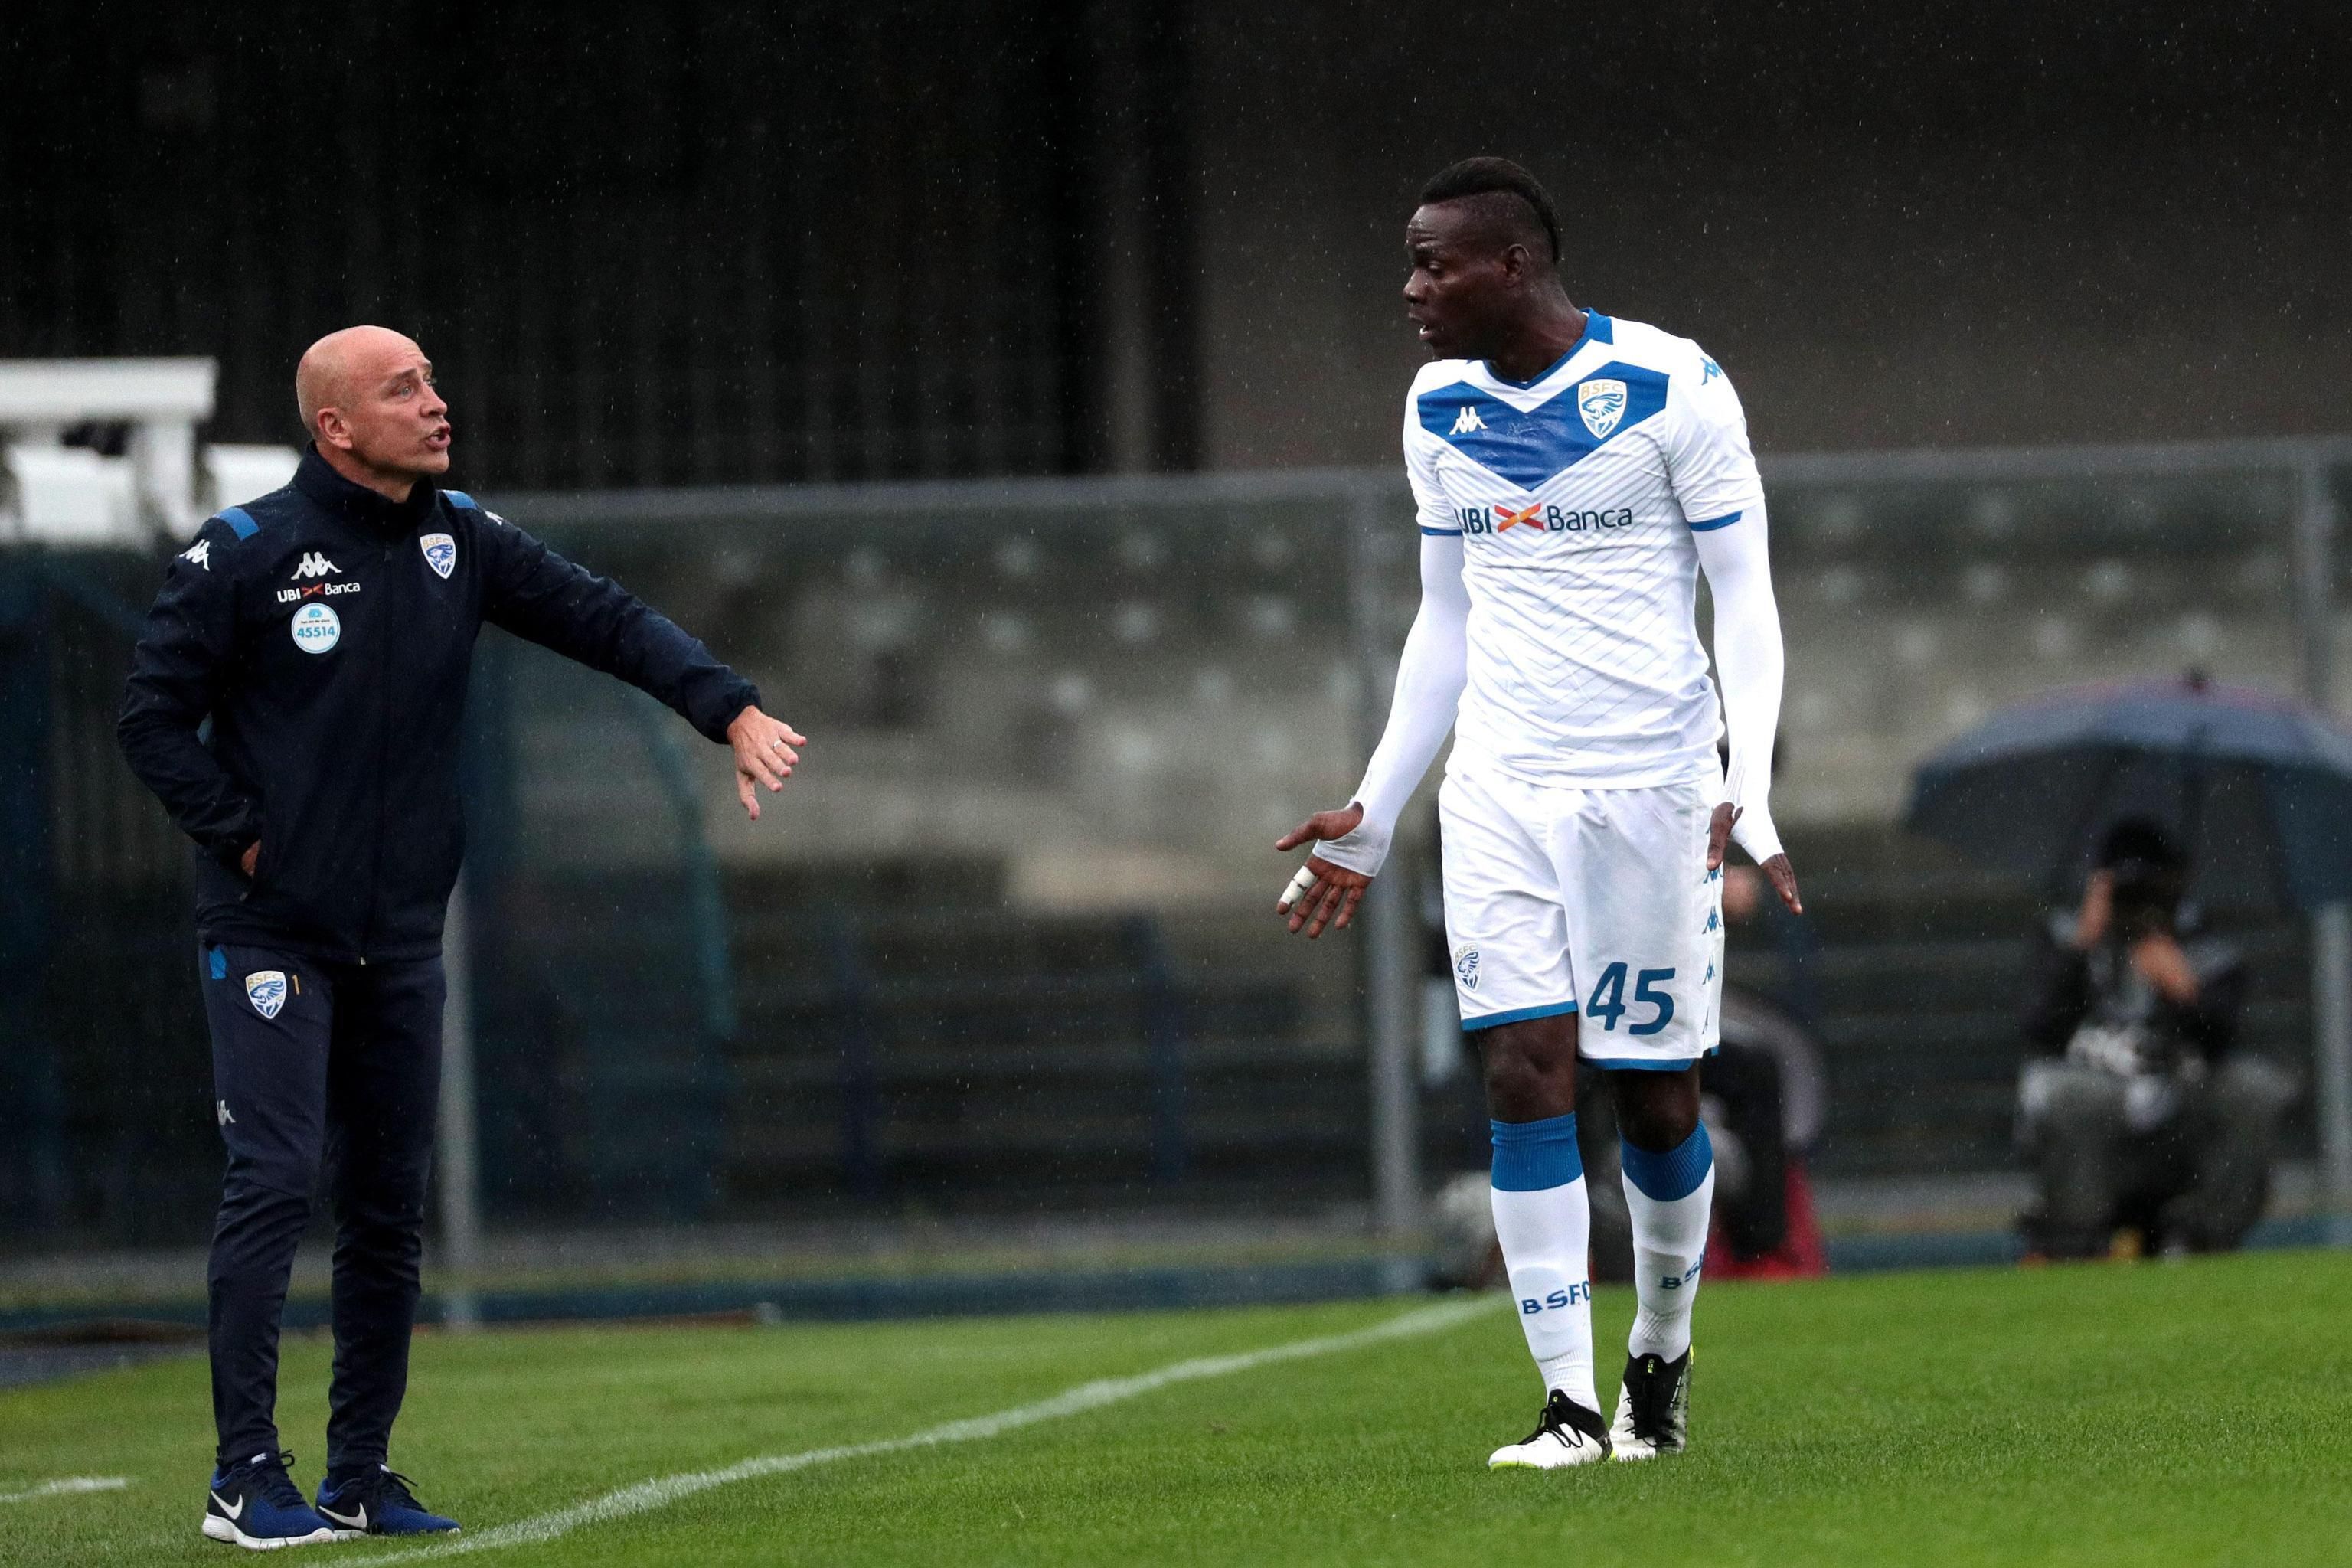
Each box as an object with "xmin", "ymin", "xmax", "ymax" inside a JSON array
[{"xmin": 117, "ymin": 325, "xmax": 805, "ymax": 1549}]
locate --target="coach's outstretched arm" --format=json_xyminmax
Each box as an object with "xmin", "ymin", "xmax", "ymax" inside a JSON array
[
  {"xmin": 1275, "ymin": 532, "xmax": 1471, "ymax": 936},
  {"xmin": 474, "ymin": 513, "xmax": 806, "ymax": 819},
  {"xmin": 1694, "ymin": 510, "xmax": 1802, "ymax": 913}
]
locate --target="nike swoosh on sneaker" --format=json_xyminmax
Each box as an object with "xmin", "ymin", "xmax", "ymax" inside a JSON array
[
  {"xmin": 320, "ymin": 1503, "xmax": 369, "ymax": 1530},
  {"xmin": 210, "ymin": 1491, "xmax": 245, "ymax": 1521}
]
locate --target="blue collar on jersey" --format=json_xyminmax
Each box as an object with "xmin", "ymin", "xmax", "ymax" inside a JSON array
[
  {"xmin": 1481, "ymin": 309, "xmax": 1613, "ymax": 389},
  {"xmin": 1422, "ymin": 310, "xmax": 1670, "ymax": 489}
]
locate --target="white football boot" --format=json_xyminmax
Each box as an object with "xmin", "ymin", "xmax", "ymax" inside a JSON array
[
  {"xmin": 1609, "ymin": 1349, "xmax": 1691, "ymax": 1460},
  {"xmin": 1488, "ymin": 1389, "xmax": 1613, "ymax": 1469}
]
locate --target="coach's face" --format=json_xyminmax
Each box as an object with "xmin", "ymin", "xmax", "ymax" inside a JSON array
[
  {"xmin": 1403, "ymin": 201, "xmax": 1521, "ymax": 363},
  {"xmin": 318, "ymin": 331, "xmax": 452, "ymax": 481}
]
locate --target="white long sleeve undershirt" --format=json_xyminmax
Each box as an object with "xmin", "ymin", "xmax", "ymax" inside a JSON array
[
  {"xmin": 1311, "ymin": 508, "xmax": 1788, "ymax": 877},
  {"xmin": 1313, "ymin": 533, "xmax": 1470, "ymax": 877},
  {"xmin": 1694, "ymin": 505, "xmax": 1785, "ymax": 864}
]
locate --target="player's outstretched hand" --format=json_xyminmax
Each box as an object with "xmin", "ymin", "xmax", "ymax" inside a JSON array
[
  {"xmin": 1707, "ymin": 801, "xmax": 1803, "ymax": 915},
  {"xmin": 1274, "ymin": 804, "xmax": 1373, "ymax": 939},
  {"xmin": 727, "ymin": 705, "xmax": 808, "ymax": 822}
]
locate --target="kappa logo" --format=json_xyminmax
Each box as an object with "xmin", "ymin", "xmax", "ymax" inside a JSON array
[
  {"xmin": 180, "ymin": 539, "xmax": 212, "ymax": 571},
  {"xmin": 217, "ymin": 1099, "xmax": 235, "ymax": 1127},
  {"xmin": 245, "ymin": 971, "xmax": 288, "ymax": 1020},
  {"xmin": 1576, "ymin": 378, "xmax": 1628, "ymax": 440},
  {"xmin": 1450, "ymin": 405, "xmax": 1486, "ymax": 436},
  {"xmin": 1700, "ymin": 356, "xmax": 1723, "ymax": 383},
  {"xmin": 1455, "ymin": 946, "xmax": 1481, "ymax": 992},
  {"xmin": 291, "ymin": 551, "xmax": 341, "ymax": 580},
  {"xmin": 420, "ymin": 532, "xmax": 456, "ymax": 579}
]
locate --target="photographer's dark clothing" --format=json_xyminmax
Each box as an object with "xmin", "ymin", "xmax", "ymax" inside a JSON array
[
  {"xmin": 2021, "ymin": 916, "xmax": 2246, "ymax": 1073},
  {"xmin": 2016, "ymin": 915, "xmax": 2284, "ymax": 1257}
]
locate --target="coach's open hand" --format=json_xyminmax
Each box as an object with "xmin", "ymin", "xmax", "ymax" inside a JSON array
[
  {"xmin": 1708, "ymin": 802, "xmax": 1803, "ymax": 914},
  {"xmin": 1274, "ymin": 803, "xmax": 1374, "ymax": 938},
  {"xmin": 728, "ymin": 705, "xmax": 807, "ymax": 821}
]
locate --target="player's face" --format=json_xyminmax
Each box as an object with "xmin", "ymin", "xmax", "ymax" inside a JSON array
[
  {"xmin": 1403, "ymin": 204, "xmax": 1513, "ymax": 361},
  {"xmin": 331, "ymin": 339, "xmax": 452, "ymax": 479}
]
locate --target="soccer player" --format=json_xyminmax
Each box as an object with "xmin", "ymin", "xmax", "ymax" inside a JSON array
[
  {"xmin": 118, "ymin": 326, "xmax": 805, "ymax": 1547},
  {"xmin": 1276, "ymin": 158, "xmax": 1800, "ymax": 1468}
]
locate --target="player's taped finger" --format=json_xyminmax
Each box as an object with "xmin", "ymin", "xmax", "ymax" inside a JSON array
[
  {"xmin": 1276, "ymin": 863, "xmax": 1318, "ymax": 912},
  {"xmin": 1289, "ymin": 874, "xmax": 1331, "ymax": 933}
]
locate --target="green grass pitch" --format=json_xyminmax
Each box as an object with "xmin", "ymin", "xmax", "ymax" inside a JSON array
[{"xmin": 5, "ymin": 1251, "xmax": 2348, "ymax": 1566}]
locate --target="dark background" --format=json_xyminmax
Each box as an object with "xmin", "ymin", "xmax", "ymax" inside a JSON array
[{"xmin": 6, "ymin": 2, "xmax": 2346, "ymax": 488}]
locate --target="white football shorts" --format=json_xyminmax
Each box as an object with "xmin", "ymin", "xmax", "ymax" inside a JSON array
[{"xmin": 1438, "ymin": 766, "xmax": 1725, "ymax": 1067}]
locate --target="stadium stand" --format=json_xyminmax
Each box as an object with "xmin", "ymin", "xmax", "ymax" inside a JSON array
[{"xmin": 4, "ymin": 414, "xmax": 2344, "ymax": 1243}]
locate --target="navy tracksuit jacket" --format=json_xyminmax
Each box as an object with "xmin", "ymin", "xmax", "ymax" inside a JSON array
[{"xmin": 118, "ymin": 447, "xmax": 760, "ymax": 1470}]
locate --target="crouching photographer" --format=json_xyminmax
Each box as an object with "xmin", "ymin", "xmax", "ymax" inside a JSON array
[{"xmin": 2017, "ymin": 819, "xmax": 2295, "ymax": 1259}]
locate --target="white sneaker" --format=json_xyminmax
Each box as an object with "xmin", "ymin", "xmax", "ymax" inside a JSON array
[
  {"xmin": 1488, "ymin": 1390, "xmax": 1613, "ymax": 1469},
  {"xmin": 1609, "ymin": 1349, "xmax": 1691, "ymax": 1460}
]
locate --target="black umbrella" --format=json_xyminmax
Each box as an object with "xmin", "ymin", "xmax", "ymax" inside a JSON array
[{"xmin": 1905, "ymin": 675, "xmax": 2352, "ymax": 912}]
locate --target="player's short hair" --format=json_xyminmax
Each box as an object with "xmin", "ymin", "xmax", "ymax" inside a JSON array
[{"xmin": 1418, "ymin": 158, "xmax": 1561, "ymax": 263}]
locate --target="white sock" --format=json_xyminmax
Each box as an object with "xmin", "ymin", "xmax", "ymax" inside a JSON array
[
  {"xmin": 1620, "ymin": 1122, "xmax": 1717, "ymax": 1362},
  {"xmin": 1489, "ymin": 1113, "xmax": 1596, "ymax": 1412}
]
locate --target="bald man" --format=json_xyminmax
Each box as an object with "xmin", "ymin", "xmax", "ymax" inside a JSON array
[{"xmin": 119, "ymin": 327, "xmax": 805, "ymax": 1549}]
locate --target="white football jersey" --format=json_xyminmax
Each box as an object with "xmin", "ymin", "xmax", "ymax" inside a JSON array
[{"xmin": 1404, "ymin": 309, "xmax": 1766, "ymax": 789}]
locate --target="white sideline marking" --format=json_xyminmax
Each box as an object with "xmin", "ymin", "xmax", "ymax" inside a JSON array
[
  {"xmin": 0, "ymin": 1476, "xmax": 130, "ymax": 1504},
  {"xmin": 354, "ymin": 1297, "xmax": 1490, "ymax": 1560}
]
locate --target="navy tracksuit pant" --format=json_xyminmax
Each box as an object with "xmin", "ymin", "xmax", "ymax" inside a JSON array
[{"xmin": 199, "ymin": 942, "xmax": 443, "ymax": 1472}]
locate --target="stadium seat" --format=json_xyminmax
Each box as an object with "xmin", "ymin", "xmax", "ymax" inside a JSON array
[
  {"xmin": 199, "ymin": 444, "xmax": 302, "ymax": 528},
  {"xmin": 2, "ymin": 444, "xmax": 139, "ymax": 544}
]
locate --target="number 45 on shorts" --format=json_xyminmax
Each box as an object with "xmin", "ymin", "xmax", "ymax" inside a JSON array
[{"xmin": 1585, "ymin": 963, "xmax": 1676, "ymax": 1036}]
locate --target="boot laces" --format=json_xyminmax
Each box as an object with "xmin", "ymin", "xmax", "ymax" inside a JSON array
[{"xmin": 229, "ymin": 1450, "xmax": 309, "ymax": 1511}]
